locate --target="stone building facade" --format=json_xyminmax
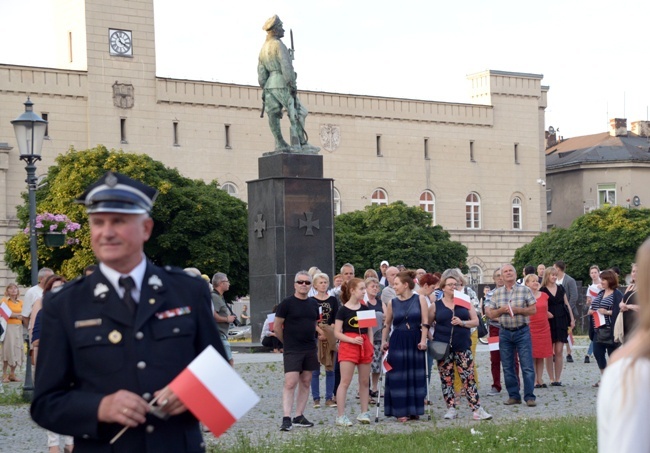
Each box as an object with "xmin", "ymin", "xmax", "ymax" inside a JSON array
[{"xmin": 0, "ymin": 0, "xmax": 548, "ymax": 287}]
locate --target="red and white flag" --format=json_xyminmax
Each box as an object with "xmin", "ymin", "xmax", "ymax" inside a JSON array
[
  {"xmin": 488, "ymin": 336, "xmax": 500, "ymax": 351},
  {"xmin": 0, "ymin": 302, "xmax": 11, "ymax": 321},
  {"xmin": 357, "ymin": 309, "xmax": 378, "ymax": 328},
  {"xmin": 453, "ymin": 290, "xmax": 472, "ymax": 310},
  {"xmin": 318, "ymin": 306, "xmax": 323, "ymax": 322},
  {"xmin": 568, "ymin": 330, "xmax": 574, "ymax": 349},
  {"xmin": 382, "ymin": 350, "xmax": 392, "ymax": 373},
  {"xmin": 168, "ymin": 345, "xmax": 259, "ymax": 437},
  {"xmin": 587, "ymin": 285, "xmax": 600, "ymax": 299},
  {"xmin": 266, "ymin": 313, "xmax": 275, "ymax": 332},
  {"xmin": 593, "ymin": 312, "xmax": 606, "ymax": 328}
]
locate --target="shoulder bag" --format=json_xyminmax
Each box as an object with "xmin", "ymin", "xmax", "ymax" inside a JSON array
[
  {"xmin": 614, "ymin": 289, "xmax": 635, "ymax": 343},
  {"xmin": 595, "ymin": 325, "xmax": 614, "ymax": 345},
  {"xmin": 432, "ymin": 307, "xmax": 455, "ymax": 361},
  {"xmin": 477, "ymin": 315, "xmax": 488, "ymax": 338}
]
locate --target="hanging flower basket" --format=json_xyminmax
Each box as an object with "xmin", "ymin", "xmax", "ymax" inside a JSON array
[
  {"xmin": 24, "ymin": 212, "xmax": 81, "ymax": 247},
  {"xmin": 43, "ymin": 232, "xmax": 66, "ymax": 247}
]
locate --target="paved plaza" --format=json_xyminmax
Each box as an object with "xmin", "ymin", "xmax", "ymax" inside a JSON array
[{"xmin": 1, "ymin": 340, "xmax": 598, "ymax": 452}]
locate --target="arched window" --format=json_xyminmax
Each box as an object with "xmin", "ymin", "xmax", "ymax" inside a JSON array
[
  {"xmin": 221, "ymin": 182, "xmax": 238, "ymax": 197},
  {"xmin": 419, "ymin": 190, "xmax": 436, "ymax": 225},
  {"xmin": 512, "ymin": 196, "xmax": 522, "ymax": 230},
  {"xmin": 371, "ymin": 188, "xmax": 388, "ymax": 206},
  {"xmin": 333, "ymin": 187, "xmax": 341, "ymax": 216},
  {"xmin": 465, "ymin": 192, "xmax": 481, "ymax": 229}
]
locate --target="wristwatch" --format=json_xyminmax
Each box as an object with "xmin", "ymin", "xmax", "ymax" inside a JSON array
[{"xmin": 462, "ymin": 321, "xmax": 466, "ymax": 327}]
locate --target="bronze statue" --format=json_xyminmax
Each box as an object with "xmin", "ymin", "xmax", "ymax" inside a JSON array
[{"xmin": 258, "ymin": 15, "xmax": 319, "ymax": 154}]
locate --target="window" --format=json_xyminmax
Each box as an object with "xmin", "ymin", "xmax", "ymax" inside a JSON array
[
  {"xmin": 419, "ymin": 190, "xmax": 436, "ymax": 224},
  {"xmin": 546, "ymin": 189, "xmax": 552, "ymax": 213},
  {"xmin": 514, "ymin": 143, "xmax": 519, "ymax": 164},
  {"xmin": 470, "ymin": 140, "xmax": 475, "ymax": 162},
  {"xmin": 41, "ymin": 113, "xmax": 49, "ymax": 139},
  {"xmin": 173, "ymin": 121, "xmax": 179, "ymax": 146},
  {"xmin": 371, "ymin": 188, "xmax": 388, "ymax": 206},
  {"xmin": 512, "ymin": 197, "xmax": 522, "ymax": 230},
  {"xmin": 333, "ymin": 187, "xmax": 341, "ymax": 216},
  {"xmin": 465, "ymin": 192, "xmax": 481, "ymax": 229},
  {"xmin": 221, "ymin": 182, "xmax": 238, "ymax": 197},
  {"xmin": 225, "ymin": 124, "xmax": 231, "ymax": 149},
  {"xmin": 376, "ymin": 135, "xmax": 382, "ymax": 157},
  {"xmin": 120, "ymin": 118, "xmax": 127, "ymax": 144},
  {"xmin": 598, "ymin": 183, "xmax": 616, "ymax": 206},
  {"xmin": 424, "ymin": 138, "xmax": 429, "ymax": 159}
]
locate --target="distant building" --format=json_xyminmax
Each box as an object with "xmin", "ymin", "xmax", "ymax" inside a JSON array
[
  {"xmin": 0, "ymin": 0, "xmax": 549, "ymax": 287},
  {"xmin": 545, "ymin": 119, "xmax": 650, "ymax": 229}
]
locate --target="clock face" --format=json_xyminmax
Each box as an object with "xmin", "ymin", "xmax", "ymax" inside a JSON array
[{"xmin": 109, "ymin": 29, "xmax": 132, "ymax": 56}]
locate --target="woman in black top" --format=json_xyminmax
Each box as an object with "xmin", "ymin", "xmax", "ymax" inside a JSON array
[{"xmin": 619, "ymin": 263, "xmax": 639, "ymax": 343}]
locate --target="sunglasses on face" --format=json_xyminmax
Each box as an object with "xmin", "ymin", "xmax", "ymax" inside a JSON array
[{"xmin": 295, "ymin": 280, "xmax": 311, "ymax": 285}]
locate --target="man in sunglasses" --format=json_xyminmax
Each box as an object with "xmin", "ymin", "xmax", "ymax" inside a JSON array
[{"xmin": 274, "ymin": 271, "xmax": 320, "ymax": 431}]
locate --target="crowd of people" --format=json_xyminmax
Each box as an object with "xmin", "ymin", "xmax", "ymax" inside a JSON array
[{"xmin": 271, "ymin": 257, "xmax": 643, "ymax": 430}]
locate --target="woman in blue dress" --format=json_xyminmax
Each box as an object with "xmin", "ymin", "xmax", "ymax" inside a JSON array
[{"xmin": 381, "ymin": 270, "xmax": 428, "ymax": 422}]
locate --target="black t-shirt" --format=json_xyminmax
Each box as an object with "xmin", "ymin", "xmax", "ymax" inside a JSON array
[
  {"xmin": 336, "ymin": 304, "xmax": 372, "ymax": 335},
  {"xmin": 310, "ymin": 295, "xmax": 339, "ymax": 325},
  {"xmin": 275, "ymin": 295, "xmax": 319, "ymax": 352}
]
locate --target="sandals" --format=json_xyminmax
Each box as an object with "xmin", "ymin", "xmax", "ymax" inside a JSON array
[
  {"xmin": 551, "ymin": 382, "xmax": 563, "ymax": 387},
  {"xmin": 397, "ymin": 417, "xmax": 409, "ymax": 423},
  {"xmin": 8, "ymin": 375, "xmax": 19, "ymax": 382}
]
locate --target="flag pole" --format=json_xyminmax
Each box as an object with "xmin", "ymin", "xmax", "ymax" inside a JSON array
[{"xmin": 110, "ymin": 387, "xmax": 167, "ymax": 445}]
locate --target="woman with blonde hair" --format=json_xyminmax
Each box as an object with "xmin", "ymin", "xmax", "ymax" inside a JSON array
[
  {"xmin": 1, "ymin": 283, "xmax": 23, "ymax": 383},
  {"xmin": 598, "ymin": 238, "xmax": 650, "ymax": 452}
]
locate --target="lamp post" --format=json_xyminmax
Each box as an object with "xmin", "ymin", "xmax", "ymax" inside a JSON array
[
  {"xmin": 11, "ymin": 97, "xmax": 47, "ymax": 402},
  {"xmin": 469, "ymin": 266, "xmax": 480, "ymax": 293}
]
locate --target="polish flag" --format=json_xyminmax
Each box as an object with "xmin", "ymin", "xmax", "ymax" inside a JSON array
[
  {"xmin": 168, "ymin": 345, "xmax": 260, "ymax": 437},
  {"xmin": 266, "ymin": 313, "xmax": 275, "ymax": 331},
  {"xmin": 568, "ymin": 330, "xmax": 574, "ymax": 349},
  {"xmin": 453, "ymin": 290, "xmax": 472, "ymax": 310},
  {"xmin": 357, "ymin": 309, "xmax": 378, "ymax": 328},
  {"xmin": 588, "ymin": 285, "xmax": 600, "ymax": 298},
  {"xmin": 488, "ymin": 336, "xmax": 500, "ymax": 351},
  {"xmin": 0, "ymin": 302, "xmax": 11, "ymax": 321},
  {"xmin": 593, "ymin": 312, "xmax": 606, "ymax": 328},
  {"xmin": 382, "ymin": 350, "xmax": 392, "ymax": 373},
  {"xmin": 318, "ymin": 306, "xmax": 323, "ymax": 322}
]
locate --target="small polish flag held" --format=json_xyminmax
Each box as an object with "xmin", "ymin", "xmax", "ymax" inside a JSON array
[
  {"xmin": 453, "ymin": 290, "xmax": 472, "ymax": 310},
  {"xmin": 382, "ymin": 350, "xmax": 392, "ymax": 373},
  {"xmin": 318, "ymin": 306, "xmax": 323, "ymax": 322},
  {"xmin": 168, "ymin": 345, "xmax": 260, "ymax": 437},
  {"xmin": 357, "ymin": 309, "xmax": 378, "ymax": 328},
  {"xmin": 593, "ymin": 312, "xmax": 606, "ymax": 328},
  {"xmin": 588, "ymin": 285, "xmax": 600, "ymax": 299},
  {"xmin": 568, "ymin": 330, "xmax": 574, "ymax": 349},
  {"xmin": 266, "ymin": 313, "xmax": 275, "ymax": 331},
  {"xmin": 0, "ymin": 302, "xmax": 11, "ymax": 321},
  {"xmin": 488, "ymin": 336, "xmax": 500, "ymax": 351}
]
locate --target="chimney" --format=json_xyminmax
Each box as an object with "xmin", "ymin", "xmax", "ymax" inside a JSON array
[
  {"xmin": 631, "ymin": 121, "xmax": 650, "ymax": 137},
  {"xmin": 609, "ymin": 118, "xmax": 627, "ymax": 137}
]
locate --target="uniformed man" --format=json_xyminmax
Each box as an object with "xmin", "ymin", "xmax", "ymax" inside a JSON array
[{"xmin": 31, "ymin": 172, "xmax": 226, "ymax": 452}]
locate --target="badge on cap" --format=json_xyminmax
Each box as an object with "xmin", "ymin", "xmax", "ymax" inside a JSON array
[
  {"xmin": 75, "ymin": 171, "xmax": 159, "ymax": 215},
  {"xmin": 108, "ymin": 330, "xmax": 122, "ymax": 344}
]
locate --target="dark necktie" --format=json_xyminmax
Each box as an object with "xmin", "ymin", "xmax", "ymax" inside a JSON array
[{"xmin": 119, "ymin": 276, "xmax": 136, "ymax": 313}]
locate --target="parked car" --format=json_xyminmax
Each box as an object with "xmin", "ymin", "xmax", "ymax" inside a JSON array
[{"xmin": 228, "ymin": 324, "xmax": 251, "ymax": 340}]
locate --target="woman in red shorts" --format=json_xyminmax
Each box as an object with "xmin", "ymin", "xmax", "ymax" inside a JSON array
[{"xmin": 334, "ymin": 278, "xmax": 374, "ymax": 426}]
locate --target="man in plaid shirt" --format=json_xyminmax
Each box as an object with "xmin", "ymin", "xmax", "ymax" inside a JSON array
[{"xmin": 485, "ymin": 264, "xmax": 537, "ymax": 407}]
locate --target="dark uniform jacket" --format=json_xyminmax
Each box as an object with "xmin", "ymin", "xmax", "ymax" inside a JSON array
[{"xmin": 31, "ymin": 263, "xmax": 226, "ymax": 452}]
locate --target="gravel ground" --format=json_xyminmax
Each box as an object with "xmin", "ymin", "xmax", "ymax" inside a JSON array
[{"xmin": 0, "ymin": 339, "xmax": 599, "ymax": 452}]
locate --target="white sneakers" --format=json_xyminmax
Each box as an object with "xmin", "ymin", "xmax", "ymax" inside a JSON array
[
  {"xmin": 443, "ymin": 407, "xmax": 457, "ymax": 419},
  {"xmin": 472, "ymin": 407, "xmax": 493, "ymax": 420},
  {"xmin": 335, "ymin": 415, "xmax": 353, "ymax": 426},
  {"xmin": 356, "ymin": 412, "xmax": 371, "ymax": 424}
]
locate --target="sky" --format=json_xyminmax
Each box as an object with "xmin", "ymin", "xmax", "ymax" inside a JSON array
[{"xmin": 1, "ymin": 0, "xmax": 649, "ymax": 138}]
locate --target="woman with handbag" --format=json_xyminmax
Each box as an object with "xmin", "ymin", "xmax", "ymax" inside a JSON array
[
  {"xmin": 589, "ymin": 269, "xmax": 623, "ymax": 387},
  {"xmin": 381, "ymin": 270, "xmax": 428, "ymax": 422},
  {"xmin": 429, "ymin": 271, "xmax": 491, "ymax": 421},
  {"xmin": 540, "ymin": 267, "xmax": 575, "ymax": 386},
  {"xmin": 617, "ymin": 263, "xmax": 639, "ymax": 343},
  {"xmin": 453, "ymin": 273, "xmax": 481, "ymax": 397}
]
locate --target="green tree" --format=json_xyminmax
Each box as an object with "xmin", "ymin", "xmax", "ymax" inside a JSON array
[
  {"xmin": 4, "ymin": 146, "xmax": 249, "ymax": 297},
  {"xmin": 334, "ymin": 201, "xmax": 468, "ymax": 275},
  {"xmin": 513, "ymin": 206, "xmax": 650, "ymax": 282}
]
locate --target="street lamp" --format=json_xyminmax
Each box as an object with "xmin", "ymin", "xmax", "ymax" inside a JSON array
[
  {"xmin": 11, "ymin": 97, "xmax": 47, "ymax": 401},
  {"xmin": 469, "ymin": 266, "xmax": 480, "ymax": 292}
]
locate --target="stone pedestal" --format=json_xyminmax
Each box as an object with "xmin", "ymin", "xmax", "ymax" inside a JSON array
[{"xmin": 247, "ymin": 153, "xmax": 335, "ymax": 341}]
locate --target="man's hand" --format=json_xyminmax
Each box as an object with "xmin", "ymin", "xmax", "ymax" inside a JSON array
[
  {"xmin": 227, "ymin": 315, "xmax": 236, "ymax": 324},
  {"xmin": 154, "ymin": 387, "xmax": 187, "ymax": 416},
  {"xmin": 98, "ymin": 390, "xmax": 149, "ymax": 427}
]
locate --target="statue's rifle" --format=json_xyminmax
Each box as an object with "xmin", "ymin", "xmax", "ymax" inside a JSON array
[{"xmin": 288, "ymin": 29, "xmax": 309, "ymax": 145}]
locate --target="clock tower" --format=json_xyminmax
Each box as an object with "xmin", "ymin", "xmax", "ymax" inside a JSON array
[{"xmin": 82, "ymin": 0, "xmax": 157, "ymax": 148}]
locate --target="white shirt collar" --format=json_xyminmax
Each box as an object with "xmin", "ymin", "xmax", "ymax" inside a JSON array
[{"xmin": 99, "ymin": 256, "xmax": 147, "ymax": 301}]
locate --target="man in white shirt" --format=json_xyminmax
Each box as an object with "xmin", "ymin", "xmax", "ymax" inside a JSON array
[{"xmin": 22, "ymin": 267, "xmax": 53, "ymax": 332}]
